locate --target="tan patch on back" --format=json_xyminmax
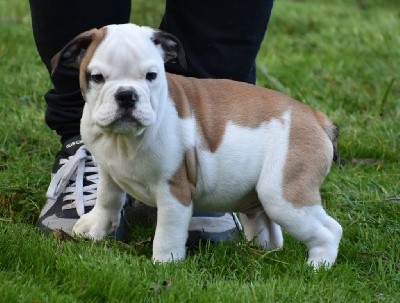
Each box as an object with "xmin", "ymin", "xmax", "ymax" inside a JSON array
[
  {"xmin": 79, "ymin": 27, "xmax": 107, "ymax": 96},
  {"xmin": 167, "ymin": 73, "xmax": 291, "ymax": 152},
  {"xmin": 282, "ymin": 103, "xmax": 334, "ymax": 206}
]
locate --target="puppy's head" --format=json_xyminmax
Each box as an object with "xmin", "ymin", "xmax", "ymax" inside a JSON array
[{"xmin": 52, "ymin": 24, "xmax": 186, "ymax": 135}]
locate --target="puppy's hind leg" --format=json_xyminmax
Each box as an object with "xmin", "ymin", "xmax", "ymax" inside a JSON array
[
  {"xmin": 257, "ymin": 189, "xmax": 342, "ymax": 269},
  {"xmin": 256, "ymin": 110, "xmax": 342, "ymax": 268},
  {"xmin": 239, "ymin": 209, "xmax": 283, "ymax": 251}
]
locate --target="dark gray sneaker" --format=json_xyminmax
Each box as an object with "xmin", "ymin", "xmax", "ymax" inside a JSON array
[
  {"xmin": 187, "ymin": 211, "xmax": 242, "ymax": 247},
  {"xmin": 36, "ymin": 136, "xmax": 126, "ymax": 239},
  {"xmin": 127, "ymin": 198, "xmax": 242, "ymax": 246}
]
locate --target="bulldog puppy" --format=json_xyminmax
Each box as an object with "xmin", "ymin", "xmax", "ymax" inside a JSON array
[{"xmin": 51, "ymin": 23, "xmax": 342, "ymax": 268}]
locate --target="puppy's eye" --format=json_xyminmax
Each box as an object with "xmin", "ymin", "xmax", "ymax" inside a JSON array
[
  {"xmin": 146, "ymin": 72, "xmax": 157, "ymax": 82},
  {"xmin": 91, "ymin": 73, "xmax": 105, "ymax": 83}
]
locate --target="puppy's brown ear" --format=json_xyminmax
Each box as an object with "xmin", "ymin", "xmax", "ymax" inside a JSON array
[
  {"xmin": 50, "ymin": 29, "xmax": 98, "ymax": 75},
  {"xmin": 152, "ymin": 30, "xmax": 187, "ymax": 69}
]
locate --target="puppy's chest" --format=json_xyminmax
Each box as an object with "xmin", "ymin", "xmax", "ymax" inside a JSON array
[
  {"xmin": 104, "ymin": 155, "xmax": 159, "ymax": 204},
  {"xmin": 92, "ymin": 139, "xmax": 165, "ymax": 202}
]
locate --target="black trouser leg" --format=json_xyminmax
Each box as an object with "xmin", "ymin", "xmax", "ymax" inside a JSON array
[
  {"xmin": 161, "ymin": 0, "xmax": 274, "ymax": 84},
  {"xmin": 29, "ymin": 0, "xmax": 131, "ymax": 142}
]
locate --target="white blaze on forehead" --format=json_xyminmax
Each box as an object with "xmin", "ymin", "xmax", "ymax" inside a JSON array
[{"xmin": 87, "ymin": 24, "xmax": 164, "ymax": 78}]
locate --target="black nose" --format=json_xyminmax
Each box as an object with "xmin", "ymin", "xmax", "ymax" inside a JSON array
[{"xmin": 115, "ymin": 89, "xmax": 139, "ymax": 108}]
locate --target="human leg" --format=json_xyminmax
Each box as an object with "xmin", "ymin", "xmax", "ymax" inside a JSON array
[
  {"xmin": 160, "ymin": 0, "xmax": 274, "ymax": 84},
  {"xmin": 30, "ymin": 0, "xmax": 131, "ymax": 237}
]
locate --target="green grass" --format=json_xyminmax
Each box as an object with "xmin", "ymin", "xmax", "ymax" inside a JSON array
[{"xmin": 1, "ymin": 0, "xmax": 399, "ymax": 302}]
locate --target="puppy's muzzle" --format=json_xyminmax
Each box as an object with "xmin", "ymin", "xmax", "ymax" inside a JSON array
[{"xmin": 115, "ymin": 88, "xmax": 139, "ymax": 109}]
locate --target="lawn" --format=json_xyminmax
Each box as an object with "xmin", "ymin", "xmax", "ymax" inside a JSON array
[{"xmin": 0, "ymin": 0, "xmax": 399, "ymax": 302}]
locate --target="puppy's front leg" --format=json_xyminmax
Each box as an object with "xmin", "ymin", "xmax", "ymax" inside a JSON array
[
  {"xmin": 73, "ymin": 166, "xmax": 126, "ymax": 240},
  {"xmin": 152, "ymin": 189, "xmax": 193, "ymax": 263}
]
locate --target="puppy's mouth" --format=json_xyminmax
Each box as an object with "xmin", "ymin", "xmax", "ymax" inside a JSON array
[
  {"xmin": 115, "ymin": 110, "xmax": 142, "ymax": 125},
  {"xmin": 93, "ymin": 100, "xmax": 156, "ymax": 135},
  {"xmin": 107, "ymin": 111, "xmax": 145, "ymax": 133},
  {"xmin": 93, "ymin": 109, "xmax": 144, "ymax": 135}
]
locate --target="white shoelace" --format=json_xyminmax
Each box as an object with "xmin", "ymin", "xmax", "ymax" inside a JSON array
[{"xmin": 46, "ymin": 145, "xmax": 98, "ymax": 217}]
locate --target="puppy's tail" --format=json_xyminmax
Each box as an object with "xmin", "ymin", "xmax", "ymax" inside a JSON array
[{"xmin": 315, "ymin": 111, "xmax": 339, "ymax": 164}]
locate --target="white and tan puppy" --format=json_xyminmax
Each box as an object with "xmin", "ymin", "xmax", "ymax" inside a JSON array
[{"xmin": 52, "ymin": 23, "xmax": 342, "ymax": 268}]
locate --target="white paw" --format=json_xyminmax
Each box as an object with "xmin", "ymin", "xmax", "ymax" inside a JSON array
[
  {"xmin": 152, "ymin": 245, "xmax": 186, "ymax": 263},
  {"xmin": 307, "ymin": 242, "xmax": 338, "ymax": 269},
  {"xmin": 72, "ymin": 208, "xmax": 121, "ymax": 240},
  {"xmin": 152, "ymin": 251, "xmax": 186, "ymax": 263},
  {"xmin": 307, "ymin": 221, "xmax": 342, "ymax": 269},
  {"xmin": 307, "ymin": 256, "xmax": 334, "ymax": 270},
  {"xmin": 262, "ymin": 224, "xmax": 284, "ymax": 251}
]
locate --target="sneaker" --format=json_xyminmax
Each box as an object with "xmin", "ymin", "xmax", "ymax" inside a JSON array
[
  {"xmin": 36, "ymin": 136, "xmax": 126, "ymax": 240},
  {"xmin": 187, "ymin": 211, "xmax": 242, "ymax": 247},
  {"xmin": 126, "ymin": 199, "xmax": 241, "ymax": 246}
]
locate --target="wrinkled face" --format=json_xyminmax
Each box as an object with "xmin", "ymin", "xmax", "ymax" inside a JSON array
[
  {"xmin": 85, "ymin": 25, "xmax": 167, "ymax": 135},
  {"xmin": 52, "ymin": 23, "xmax": 186, "ymax": 135}
]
